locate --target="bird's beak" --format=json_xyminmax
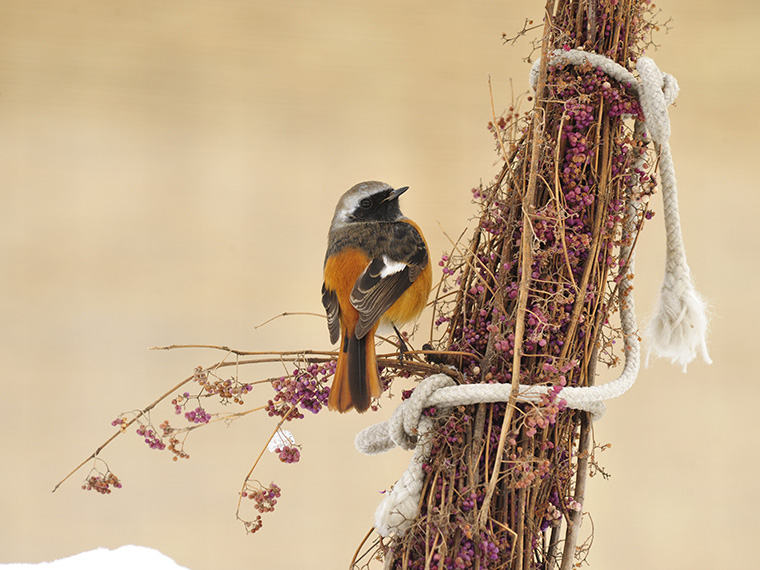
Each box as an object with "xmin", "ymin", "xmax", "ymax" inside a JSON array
[{"xmin": 385, "ymin": 186, "xmax": 409, "ymax": 202}]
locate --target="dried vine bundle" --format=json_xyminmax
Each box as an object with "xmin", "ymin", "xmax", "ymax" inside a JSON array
[{"xmin": 380, "ymin": 1, "xmax": 659, "ymax": 569}]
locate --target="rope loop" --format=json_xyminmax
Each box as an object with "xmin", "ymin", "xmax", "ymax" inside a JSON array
[
  {"xmin": 635, "ymin": 56, "xmax": 678, "ymax": 143},
  {"xmin": 388, "ymin": 374, "xmax": 456, "ymax": 450},
  {"xmin": 529, "ymin": 49, "xmax": 679, "ymax": 143}
]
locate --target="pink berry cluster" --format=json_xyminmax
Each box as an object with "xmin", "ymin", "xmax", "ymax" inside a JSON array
[
  {"xmin": 425, "ymin": 413, "xmax": 472, "ymax": 473},
  {"xmin": 171, "ymin": 392, "xmax": 212, "ymax": 424},
  {"xmin": 486, "ymin": 105, "xmax": 532, "ymax": 163},
  {"xmin": 135, "ymin": 423, "xmax": 166, "ymax": 451},
  {"xmin": 82, "ymin": 471, "xmax": 122, "ymax": 494},
  {"xmin": 239, "ymin": 482, "xmax": 282, "ymax": 534},
  {"xmin": 159, "ymin": 420, "xmax": 190, "ymax": 461},
  {"xmin": 110, "ymin": 416, "xmax": 129, "ymax": 432},
  {"xmin": 242, "ymin": 482, "xmax": 281, "ymax": 513},
  {"xmin": 438, "ymin": 253, "xmax": 457, "ymax": 278},
  {"xmin": 265, "ymin": 361, "xmax": 333, "ymax": 420},
  {"xmin": 273, "ymin": 445, "xmax": 301, "ymax": 464},
  {"xmin": 190, "ymin": 366, "xmax": 253, "ymax": 405},
  {"xmin": 243, "ymin": 516, "xmax": 264, "ymax": 534},
  {"xmin": 184, "ymin": 406, "xmax": 211, "ymax": 424},
  {"xmin": 171, "ymin": 392, "xmax": 191, "ymax": 415},
  {"xmin": 433, "ymin": 531, "xmax": 506, "ymax": 570},
  {"xmin": 523, "ymin": 391, "xmax": 566, "ymax": 439},
  {"xmin": 109, "ymin": 411, "xmax": 194, "ymax": 462},
  {"xmin": 511, "ymin": 457, "xmax": 553, "ymax": 490},
  {"xmin": 399, "ymin": 526, "xmax": 508, "ymax": 570}
]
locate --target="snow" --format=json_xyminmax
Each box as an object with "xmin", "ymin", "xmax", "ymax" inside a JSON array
[{"xmin": 0, "ymin": 546, "xmax": 190, "ymax": 569}]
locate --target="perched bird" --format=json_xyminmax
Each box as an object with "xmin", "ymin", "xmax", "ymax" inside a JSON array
[{"xmin": 322, "ymin": 181, "xmax": 432, "ymax": 412}]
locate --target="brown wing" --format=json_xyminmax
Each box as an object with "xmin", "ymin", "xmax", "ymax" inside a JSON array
[
  {"xmin": 351, "ymin": 222, "xmax": 428, "ymax": 339},
  {"xmin": 321, "ymin": 282, "xmax": 341, "ymax": 345}
]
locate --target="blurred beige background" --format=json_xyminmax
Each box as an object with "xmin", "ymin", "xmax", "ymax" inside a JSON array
[{"xmin": 1, "ymin": 1, "xmax": 757, "ymax": 568}]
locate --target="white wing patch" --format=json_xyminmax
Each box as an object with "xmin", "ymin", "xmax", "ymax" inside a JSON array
[{"xmin": 380, "ymin": 256, "xmax": 407, "ymax": 278}]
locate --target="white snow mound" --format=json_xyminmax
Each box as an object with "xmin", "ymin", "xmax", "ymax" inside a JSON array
[{"xmin": 1, "ymin": 546, "xmax": 190, "ymax": 569}]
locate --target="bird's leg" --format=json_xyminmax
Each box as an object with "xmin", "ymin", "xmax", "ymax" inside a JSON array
[{"xmin": 393, "ymin": 325, "xmax": 409, "ymax": 361}]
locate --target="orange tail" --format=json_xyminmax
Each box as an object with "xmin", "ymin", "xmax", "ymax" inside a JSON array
[{"xmin": 328, "ymin": 326, "xmax": 381, "ymax": 413}]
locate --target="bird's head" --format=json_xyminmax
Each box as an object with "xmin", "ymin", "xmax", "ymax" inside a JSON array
[{"xmin": 330, "ymin": 181, "xmax": 409, "ymax": 230}]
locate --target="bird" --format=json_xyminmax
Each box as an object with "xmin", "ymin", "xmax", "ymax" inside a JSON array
[{"xmin": 322, "ymin": 181, "xmax": 432, "ymax": 413}]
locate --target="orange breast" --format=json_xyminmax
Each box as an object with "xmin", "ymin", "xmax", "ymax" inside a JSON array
[{"xmin": 382, "ymin": 262, "xmax": 432, "ymax": 326}]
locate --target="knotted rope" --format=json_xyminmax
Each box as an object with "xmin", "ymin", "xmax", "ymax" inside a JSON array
[{"xmin": 357, "ymin": 50, "xmax": 709, "ymax": 538}]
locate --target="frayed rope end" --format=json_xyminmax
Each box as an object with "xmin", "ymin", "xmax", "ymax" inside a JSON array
[{"xmin": 645, "ymin": 278, "xmax": 712, "ymax": 371}]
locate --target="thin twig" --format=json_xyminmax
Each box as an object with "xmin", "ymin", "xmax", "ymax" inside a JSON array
[
  {"xmin": 489, "ymin": 74, "xmax": 510, "ymax": 163},
  {"xmin": 253, "ymin": 311, "xmax": 326, "ymax": 329},
  {"xmin": 559, "ymin": 412, "xmax": 591, "ymax": 570},
  {"xmin": 349, "ymin": 526, "xmax": 378, "ymax": 569}
]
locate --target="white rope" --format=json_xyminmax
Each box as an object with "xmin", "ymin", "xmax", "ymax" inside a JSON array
[
  {"xmin": 358, "ymin": 50, "xmax": 709, "ymax": 538},
  {"xmin": 645, "ymin": 140, "xmax": 711, "ymax": 368}
]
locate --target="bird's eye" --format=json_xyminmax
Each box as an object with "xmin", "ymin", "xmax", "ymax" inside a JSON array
[{"xmin": 359, "ymin": 198, "xmax": 372, "ymax": 209}]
